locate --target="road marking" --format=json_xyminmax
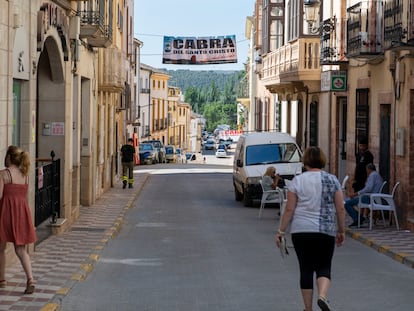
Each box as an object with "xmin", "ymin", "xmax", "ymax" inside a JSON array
[
  {"xmin": 136, "ymin": 222, "xmax": 167, "ymax": 227},
  {"xmin": 100, "ymin": 258, "xmax": 162, "ymax": 266},
  {"xmin": 135, "ymin": 168, "xmax": 232, "ymax": 174}
]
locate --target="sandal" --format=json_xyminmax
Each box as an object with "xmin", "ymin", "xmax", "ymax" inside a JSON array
[
  {"xmin": 24, "ymin": 278, "xmax": 35, "ymax": 294},
  {"xmin": 0, "ymin": 280, "xmax": 6, "ymax": 288}
]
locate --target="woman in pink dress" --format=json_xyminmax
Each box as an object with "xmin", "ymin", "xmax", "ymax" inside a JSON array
[{"xmin": 0, "ymin": 145, "xmax": 36, "ymax": 294}]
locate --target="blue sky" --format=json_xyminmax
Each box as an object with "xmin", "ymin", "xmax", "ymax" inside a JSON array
[{"xmin": 134, "ymin": 0, "xmax": 253, "ymax": 71}]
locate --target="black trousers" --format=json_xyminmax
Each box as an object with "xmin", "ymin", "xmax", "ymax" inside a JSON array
[{"xmin": 291, "ymin": 232, "xmax": 335, "ymax": 289}]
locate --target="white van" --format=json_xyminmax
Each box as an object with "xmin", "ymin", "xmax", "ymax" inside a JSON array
[{"xmin": 233, "ymin": 132, "xmax": 303, "ymax": 206}]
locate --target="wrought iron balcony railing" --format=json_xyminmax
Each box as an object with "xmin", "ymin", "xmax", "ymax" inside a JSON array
[
  {"xmin": 320, "ymin": 18, "xmax": 348, "ymax": 65},
  {"xmin": 346, "ymin": 1, "xmax": 383, "ymax": 58},
  {"xmin": 236, "ymin": 76, "xmax": 249, "ymax": 99},
  {"xmin": 79, "ymin": 11, "xmax": 112, "ymax": 48}
]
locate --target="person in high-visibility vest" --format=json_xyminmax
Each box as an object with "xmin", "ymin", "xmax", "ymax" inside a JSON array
[{"xmin": 120, "ymin": 138, "xmax": 135, "ymax": 189}]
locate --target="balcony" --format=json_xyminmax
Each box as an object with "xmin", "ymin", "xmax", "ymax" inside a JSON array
[
  {"xmin": 346, "ymin": 1, "xmax": 383, "ymax": 58},
  {"xmin": 98, "ymin": 48, "xmax": 126, "ymax": 92},
  {"xmin": 320, "ymin": 18, "xmax": 348, "ymax": 65},
  {"xmin": 236, "ymin": 75, "xmax": 249, "ymax": 99},
  {"xmin": 261, "ymin": 37, "xmax": 320, "ymax": 91},
  {"xmin": 383, "ymin": 0, "xmax": 414, "ymax": 51},
  {"xmin": 79, "ymin": 11, "xmax": 112, "ymax": 48}
]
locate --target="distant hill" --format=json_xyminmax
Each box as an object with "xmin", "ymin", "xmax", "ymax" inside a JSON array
[{"xmin": 161, "ymin": 69, "xmax": 243, "ymax": 92}]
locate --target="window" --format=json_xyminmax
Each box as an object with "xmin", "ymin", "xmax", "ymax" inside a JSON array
[
  {"xmin": 274, "ymin": 100, "xmax": 282, "ymax": 132},
  {"xmin": 287, "ymin": 0, "xmax": 299, "ymax": 41},
  {"xmin": 12, "ymin": 80, "xmax": 22, "ymax": 146},
  {"xmin": 254, "ymin": 97, "xmax": 263, "ymax": 131},
  {"xmin": 262, "ymin": 0, "xmax": 284, "ymax": 53},
  {"xmin": 246, "ymin": 143, "xmax": 301, "ymax": 166},
  {"xmin": 117, "ymin": 4, "xmax": 123, "ymax": 31},
  {"xmin": 309, "ymin": 100, "xmax": 318, "ymax": 146},
  {"xmin": 355, "ymin": 89, "xmax": 369, "ymax": 143}
]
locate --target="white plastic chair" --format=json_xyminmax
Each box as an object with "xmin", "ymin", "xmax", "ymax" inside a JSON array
[
  {"xmin": 370, "ymin": 182, "xmax": 400, "ymax": 230},
  {"xmin": 357, "ymin": 180, "xmax": 387, "ymax": 228},
  {"xmin": 258, "ymin": 180, "xmax": 284, "ymax": 219}
]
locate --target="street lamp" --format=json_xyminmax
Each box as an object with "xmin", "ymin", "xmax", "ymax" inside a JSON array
[{"xmin": 304, "ymin": 0, "xmax": 321, "ymax": 34}]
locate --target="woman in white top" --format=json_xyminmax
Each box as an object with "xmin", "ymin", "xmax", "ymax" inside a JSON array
[
  {"xmin": 262, "ymin": 166, "xmax": 281, "ymax": 200},
  {"xmin": 275, "ymin": 146, "xmax": 345, "ymax": 311}
]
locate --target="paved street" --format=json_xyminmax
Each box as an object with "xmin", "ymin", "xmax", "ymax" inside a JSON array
[
  {"xmin": 59, "ymin": 166, "xmax": 414, "ymax": 311},
  {"xmin": 1, "ymin": 163, "xmax": 414, "ymax": 311}
]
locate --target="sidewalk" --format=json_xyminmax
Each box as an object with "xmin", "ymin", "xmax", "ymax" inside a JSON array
[
  {"xmin": 0, "ymin": 171, "xmax": 413, "ymax": 310},
  {"xmin": 0, "ymin": 172, "xmax": 149, "ymax": 311},
  {"xmin": 346, "ymin": 224, "xmax": 414, "ymax": 269}
]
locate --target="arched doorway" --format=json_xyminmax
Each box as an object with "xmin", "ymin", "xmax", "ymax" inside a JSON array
[{"xmin": 35, "ymin": 36, "xmax": 65, "ymax": 226}]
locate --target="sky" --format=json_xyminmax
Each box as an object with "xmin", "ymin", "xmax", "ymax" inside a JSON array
[{"xmin": 134, "ymin": 0, "xmax": 254, "ymax": 71}]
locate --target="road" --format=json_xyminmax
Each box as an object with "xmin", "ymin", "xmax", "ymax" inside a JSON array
[{"xmin": 59, "ymin": 163, "xmax": 414, "ymax": 311}]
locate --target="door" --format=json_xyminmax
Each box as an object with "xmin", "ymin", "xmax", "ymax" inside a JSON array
[
  {"xmin": 379, "ymin": 104, "xmax": 391, "ymax": 191},
  {"xmin": 338, "ymin": 97, "xmax": 347, "ymax": 181}
]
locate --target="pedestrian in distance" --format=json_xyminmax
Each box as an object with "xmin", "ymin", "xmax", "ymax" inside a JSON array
[
  {"xmin": 120, "ymin": 138, "xmax": 135, "ymax": 189},
  {"xmin": 352, "ymin": 136, "xmax": 374, "ymax": 192},
  {"xmin": 345, "ymin": 163, "xmax": 384, "ymax": 227},
  {"xmin": 275, "ymin": 146, "xmax": 346, "ymax": 311},
  {"xmin": 0, "ymin": 145, "xmax": 36, "ymax": 294}
]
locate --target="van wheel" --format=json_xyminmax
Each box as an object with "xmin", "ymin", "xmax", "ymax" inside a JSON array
[
  {"xmin": 234, "ymin": 186, "xmax": 243, "ymax": 201},
  {"xmin": 243, "ymin": 190, "xmax": 253, "ymax": 207}
]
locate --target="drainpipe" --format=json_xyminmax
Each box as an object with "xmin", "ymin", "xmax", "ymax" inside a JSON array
[
  {"xmin": 304, "ymin": 86, "xmax": 309, "ymax": 149},
  {"xmin": 136, "ymin": 41, "xmax": 142, "ymax": 139},
  {"xmin": 147, "ymin": 69, "xmax": 152, "ymax": 139},
  {"xmin": 329, "ymin": 89, "xmax": 332, "ymax": 171}
]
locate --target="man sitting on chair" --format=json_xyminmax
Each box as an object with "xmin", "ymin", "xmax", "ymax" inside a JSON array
[{"xmin": 345, "ymin": 163, "xmax": 383, "ymax": 227}]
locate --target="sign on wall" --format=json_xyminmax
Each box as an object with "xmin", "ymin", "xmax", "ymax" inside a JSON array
[
  {"xmin": 162, "ymin": 35, "xmax": 237, "ymax": 65},
  {"xmin": 321, "ymin": 70, "xmax": 347, "ymax": 92}
]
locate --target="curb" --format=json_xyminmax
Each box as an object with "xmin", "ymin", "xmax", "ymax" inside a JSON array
[
  {"xmin": 41, "ymin": 173, "xmax": 149, "ymax": 310},
  {"xmin": 346, "ymin": 229, "xmax": 414, "ymax": 269}
]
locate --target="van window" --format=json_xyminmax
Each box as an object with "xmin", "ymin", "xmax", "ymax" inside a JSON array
[{"xmin": 246, "ymin": 143, "xmax": 301, "ymax": 166}]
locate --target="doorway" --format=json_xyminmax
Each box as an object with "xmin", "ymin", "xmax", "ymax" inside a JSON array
[
  {"xmin": 337, "ymin": 97, "xmax": 347, "ymax": 181},
  {"xmin": 379, "ymin": 104, "xmax": 391, "ymax": 189}
]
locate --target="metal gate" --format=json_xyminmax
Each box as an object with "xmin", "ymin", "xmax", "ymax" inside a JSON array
[{"xmin": 34, "ymin": 159, "xmax": 60, "ymax": 226}]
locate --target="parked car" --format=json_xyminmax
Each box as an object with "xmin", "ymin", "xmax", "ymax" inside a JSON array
[
  {"xmin": 218, "ymin": 138, "xmax": 233, "ymax": 149},
  {"xmin": 165, "ymin": 145, "xmax": 176, "ymax": 163},
  {"xmin": 204, "ymin": 139, "xmax": 216, "ymax": 150},
  {"xmin": 215, "ymin": 148, "xmax": 227, "ymax": 158},
  {"xmin": 186, "ymin": 153, "xmax": 197, "ymax": 162},
  {"xmin": 233, "ymin": 132, "xmax": 303, "ymax": 207},
  {"xmin": 143, "ymin": 140, "xmax": 166, "ymax": 163},
  {"xmin": 139, "ymin": 143, "xmax": 159, "ymax": 164},
  {"xmin": 223, "ymin": 138, "xmax": 233, "ymax": 149}
]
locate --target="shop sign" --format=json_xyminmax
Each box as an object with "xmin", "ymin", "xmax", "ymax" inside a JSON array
[
  {"xmin": 37, "ymin": 2, "xmax": 69, "ymax": 59},
  {"xmin": 321, "ymin": 70, "xmax": 347, "ymax": 92}
]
